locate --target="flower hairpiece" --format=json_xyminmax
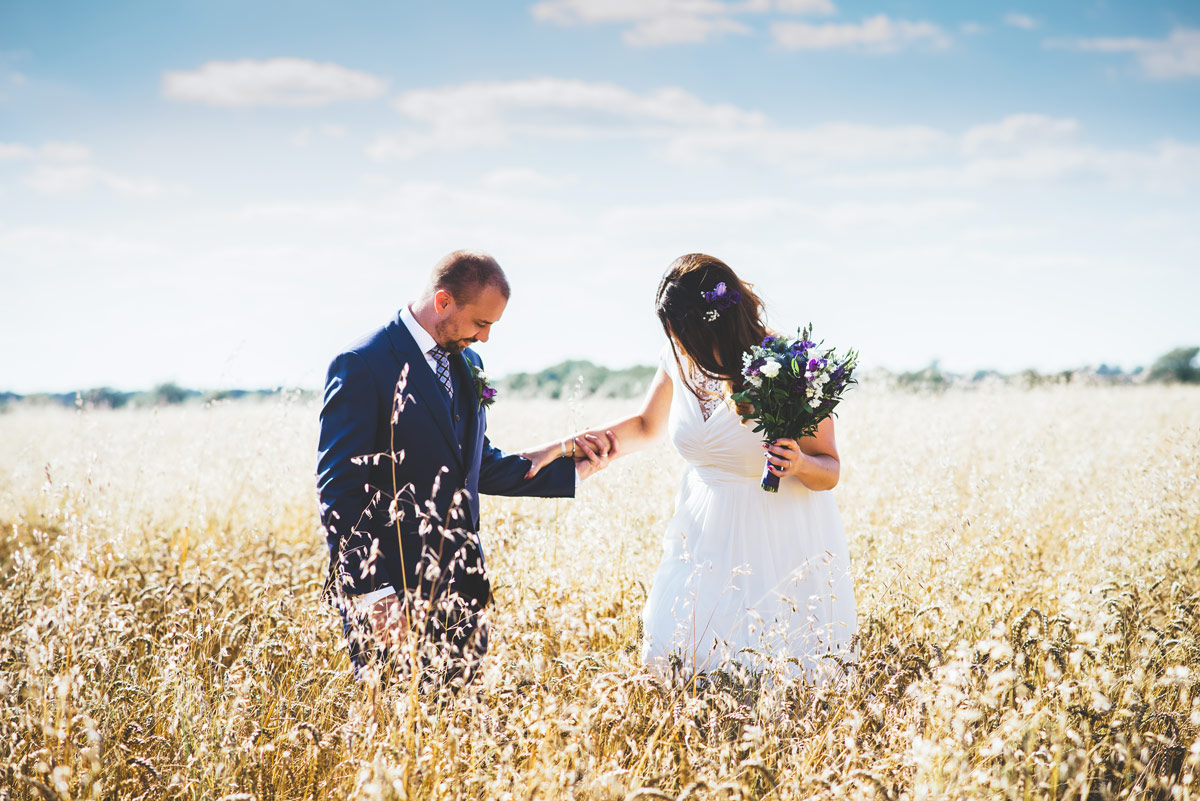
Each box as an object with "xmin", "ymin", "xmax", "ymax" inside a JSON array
[{"xmin": 701, "ymin": 282, "xmax": 741, "ymax": 322}]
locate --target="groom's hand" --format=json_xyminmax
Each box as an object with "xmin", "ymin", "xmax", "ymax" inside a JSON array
[
  {"xmin": 520, "ymin": 431, "xmax": 616, "ymax": 479},
  {"xmin": 575, "ymin": 430, "xmax": 619, "ymax": 480},
  {"xmin": 520, "ymin": 439, "xmax": 569, "ymax": 479},
  {"xmin": 366, "ymin": 594, "xmax": 409, "ymax": 650}
]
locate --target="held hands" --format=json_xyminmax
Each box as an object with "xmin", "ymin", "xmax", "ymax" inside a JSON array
[
  {"xmin": 520, "ymin": 430, "xmax": 620, "ymax": 480},
  {"xmin": 574, "ymin": 430, "xmax": 619, "ymax": 480}
]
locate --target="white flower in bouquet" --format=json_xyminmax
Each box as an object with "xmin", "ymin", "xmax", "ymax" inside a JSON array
[{"xmin": 732, "ymin": 325, "xmax": 859, "ymax": 492}]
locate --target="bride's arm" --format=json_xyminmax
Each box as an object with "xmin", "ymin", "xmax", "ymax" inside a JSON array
[
  {"xmin": 766, "ymin": 416, "xmax": 841, "ymax": 491},
  {"xmin": 520, "ymin": 366, "xmax": 673, "ymax": 478},
  {"xmin": 578, "ymin": 365, "xmax": 673, "ymax": 456}
]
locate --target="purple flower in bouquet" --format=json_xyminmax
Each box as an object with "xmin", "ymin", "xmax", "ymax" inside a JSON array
[
  {"xmin": 731, "ymin": 324, "xmax": 858, "ymax": 492},
  {"xmin": 790, "ymin": 339, "xmax": 813, "ymax": 355}
]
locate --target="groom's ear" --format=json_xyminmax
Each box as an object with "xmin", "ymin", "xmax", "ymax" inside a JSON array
[{"xmin": 433, "ymin": 288, "xmax": 455, "ymax": 315}]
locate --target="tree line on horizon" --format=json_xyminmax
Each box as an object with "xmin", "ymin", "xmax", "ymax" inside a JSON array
[{"xmin": 2, "ymin": 347, "xmax": 1196, "ymax": 411}]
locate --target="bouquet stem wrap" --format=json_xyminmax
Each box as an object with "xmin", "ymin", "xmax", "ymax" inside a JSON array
[
  {"xmin": 732, "ymin": 325, "xmax": 858, "ymax": 493},
  {"xmin": 761, "ymin": 456, "xmax": 781, "ymax": 492}
]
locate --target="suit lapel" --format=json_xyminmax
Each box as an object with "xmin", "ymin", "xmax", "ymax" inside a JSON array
[
  {"xmin": 457, "ymin": 352, "xmax": 482, "ymax": 469},
  {"xmin": 384, "ymin": 317, "xmax": 463, "ymax": 468}
]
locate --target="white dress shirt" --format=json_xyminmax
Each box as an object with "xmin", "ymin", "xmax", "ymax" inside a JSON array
[{"xmin": 400, "ymin": 303, "xmax": 440, "ymax": 376}]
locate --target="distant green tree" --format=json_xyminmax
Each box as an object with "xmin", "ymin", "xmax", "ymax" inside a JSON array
[
  {"xmin": 896, "ymin": 361, "xmax": 947, "ymax": 391},
  {"xmin": 1147, "ymin": 347, "xmax": 1199, "ymax": 383},
  {"xmin": 151, "ymin": 382, "xmax": 190, "ymax": 405},
  {"xmin": 81, "ymin": 387, "xmax": 131, "ymax": 409},
  {"xmin": 499, "ymin": 360, "xmax": 655, "ymax": 399}
]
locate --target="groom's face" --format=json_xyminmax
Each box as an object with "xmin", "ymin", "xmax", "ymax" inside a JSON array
[{"xmin": 434, "ymin": 284, "xmax": 508, "ymax": 353}]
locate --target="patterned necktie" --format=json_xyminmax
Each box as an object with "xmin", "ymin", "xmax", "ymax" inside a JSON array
[{"xmin": 429, "ymin": 346, "xmax": 454, "ymax": 400}]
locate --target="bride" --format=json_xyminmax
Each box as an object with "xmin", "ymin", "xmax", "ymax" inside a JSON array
[{"xmin": 527, "ymin": 253, "xmax": 857, "ymax": 682}]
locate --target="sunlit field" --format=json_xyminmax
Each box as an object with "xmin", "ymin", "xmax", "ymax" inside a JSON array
[{"xmin": 2, "ymin": 385, "xmax": 1199, "ymax": 800}]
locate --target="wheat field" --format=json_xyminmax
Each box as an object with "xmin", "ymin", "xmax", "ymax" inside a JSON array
[{"xmin": 1, "ymin": 385, "xmax": 1199, "ymax": 800}]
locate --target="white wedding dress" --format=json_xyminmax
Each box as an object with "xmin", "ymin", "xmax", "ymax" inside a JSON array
[{"xmin": 642, "ymin": 349, "xmax": 858, "ymax": 683}]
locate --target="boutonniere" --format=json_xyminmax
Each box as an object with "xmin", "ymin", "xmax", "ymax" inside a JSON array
[{"xmin": 471, "ymin": 364, "xmax": 498, "ymax": 411}]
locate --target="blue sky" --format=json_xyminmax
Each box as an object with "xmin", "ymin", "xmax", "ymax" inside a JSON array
[{"xmin": 2, "ymin": 0, "xmax": 1198, "ymax": 392}]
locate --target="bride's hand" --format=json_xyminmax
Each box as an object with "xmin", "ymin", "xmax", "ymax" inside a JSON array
[
  {"xmin": 574, "ymin": 430, "xmax": 619, "ymax": 481},
  {"xmin": 765, "ymin": 438, "xmax": 806, "ymax": 478}
]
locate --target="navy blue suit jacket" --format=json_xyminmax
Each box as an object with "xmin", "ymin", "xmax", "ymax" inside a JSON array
[{"xmin": 317, "ymin": 311, "xmax": 575, "ymax": 604}]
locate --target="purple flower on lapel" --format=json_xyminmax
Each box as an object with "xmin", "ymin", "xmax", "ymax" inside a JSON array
[{"xmin": 471, "ymin": 363, "xmax": 498, "ymax": 411}]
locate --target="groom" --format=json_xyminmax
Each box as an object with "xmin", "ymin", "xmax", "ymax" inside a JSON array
[{"xmin": 317, "ymin": 250, "xmax": 610, "ymax": 684}]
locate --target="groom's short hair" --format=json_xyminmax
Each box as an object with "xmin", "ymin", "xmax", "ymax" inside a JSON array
[{"xmin": 429, "ymin": 250, "xmax": 510, "ymax": 304}]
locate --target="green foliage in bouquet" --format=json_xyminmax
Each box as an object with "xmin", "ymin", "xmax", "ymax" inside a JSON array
[{"xmin": 731, "ymin": 325, "xmax": 859, "ymax": 443}]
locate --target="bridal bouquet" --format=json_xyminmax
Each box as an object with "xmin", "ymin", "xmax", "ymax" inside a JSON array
[{"xmin": 731, "ymin": 325, "xmax": 858, "ymax": 492}]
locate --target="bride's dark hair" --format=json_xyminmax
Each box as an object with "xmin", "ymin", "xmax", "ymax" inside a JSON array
[{"xmin": 655, "ymin": 253, "xmax": 769, "ymax": 400}]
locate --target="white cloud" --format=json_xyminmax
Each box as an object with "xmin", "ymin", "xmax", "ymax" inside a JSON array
[
  {"xmin": 599, "ymin": 196, "xmax": 977, "ymax": 234},
  {"xmin": 0, "ymin": 50, "xmax": 27, "ymax": 100},
  {"xmin": 0, "ymin": 142, "xmax": 33, "ymax": 159},
  {"xmin": 290, "ymin": 123, "xmax": 348, "ymax": 148},
  {"xmin": 25, "ymin": 164, "xmax": 168, "ymax": 197},
  {"xmin": 396, "ymin": 78, "xmax": 763, "ymax": 127},
  {"xmin": 772, "ymin": 14, "xmax": 951, "ymax": 52},
  {"xmin": 372, "ymin": 78, "xmax": 957, "ymax": 166},
  {"xmin": 1, "ymin": 139, "xmax": 167, "ymax": 198},
  {"xmin": 532, "ymin": 0, "xmax": 734, "ymax": 25},
  {"xmin": 1050, "ymin": 27, "xmax": 1200, "ymax": 79},
  {"xmin": 2, "ymin": 141, "xmax": 102, "ymax": 162},
  {"xmin": 819, "ymin": 198, "xmax": 979, "ymax": 229},
  {"xmin": 962, "ymin": 114, "xmax": 1079, "ymax": 155},
  {"xmin": 960, "ymin": 22, "xmax": 985, "ymax": 36},
  {"xmin": 162, "ymin": 58, "xmax": 388, "ymax": 107},
  {"xmin": 481, "ymin": 168, "xmax": 573, "ymax": 192},
  {"xmin": 371, "ymin": 77, "xmax": 766, "ymax": 159},
  {"xmin": 529, "ymin": 0, "xmax": 833, "ymax": 46},
  {"xmin": 624, "ymin": 15, "xmax": 751, "ymax": 46},
  {"xmin": 237, "ymin": 180, "xmax": 576, "ymax": 233},
  {"xmin": 532, "ymin": 0, "xmax": 754, "ymax": 45},
  {"xmin": 0, "ymin": 225, "xmax": 166, "ymax": 264},
  {"xmin": 367, "ymin": 129, "xmax": 492, "ymax": 161},
  {"xmin": 369, "ymin": 75, "xmax": 1199, "ymax": 200},
  {"xmin": 775, "ymin": 0, "xmax": 835, "ymax": 15},
  {"xmin": 815, "ymin": 139, "xmax": 1200, "ymax": 194},
  {"xmin": 665, "ymin": 122, "xmax": 950, "ymax": 166},
  {"xmin": 39, "ymin": 141, "xmax": 92, "ymax": 161},
  {"xmin": 1004, "ymin": 13, "xmax": 1037, "ymax": 31}
]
